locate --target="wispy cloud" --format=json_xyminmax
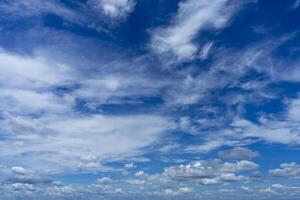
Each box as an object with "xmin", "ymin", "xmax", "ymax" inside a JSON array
[
  {"xmin": 150, "ymin": 0, "xmax": 245, "ymax": 63},
  {"xmin": 0, "ymin": 47, "xmax": 174, "ymax": 173},
  {"xmin": 0, "ymin": 1, "xmax": 300, "ymax": 199}
]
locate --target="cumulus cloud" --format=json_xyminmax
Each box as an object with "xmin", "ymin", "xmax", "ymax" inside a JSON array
[
  {"xmin": 135, "ymin": 170, "xmax": 146, "ymax": 177},
  {"xmin": 11, "ymin": 167, "xmax": 32, "ymax": 176},
  {"xmin": 96, "ymin": 177, "xmax": 112, "ymax": 185},
  {"xmin": 1, "ymin": 171, "xmax": 75, "ymax": 199},
  {"xmin": 179, "ymin": 187, "xmax": 192, "ymax": 193},
  {"xmin": 258, "ymin": 184, "xmax": 300, "ymax": 197},
  {"xmin": 164, "ymin": 159, "xmax": 258, "ymax": 184},
  {"xmin": 269, "ymin": 163, "xmax": 300, "ymax": 178},
  {"xmin": 5, "ymin": 166, "xmax": 53, "ymax": 186}
]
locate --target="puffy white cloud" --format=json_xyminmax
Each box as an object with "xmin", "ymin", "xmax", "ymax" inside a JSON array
[
  {"xmin": 219, "ymin": 173, "xmax": 244, "ymax": 182},
  {"xmin": 161, "ymin": 187, "xmax": 192, "ymax": 196},
  {"xmin": 163, "ymin": 188, "xmax": 178, "ymax": 196},
  {"xmin": 96, "ymin": 177, "xmax": 112, "ymax": 185},
  {"xmin": 179, "ymin": 187, "xmax": 192, "ymax": 193},
  {"xmin": 135, "ymin": 170, "xmax": 146, "ymax": 177},
  {"xmin": 222, "ymin": 160, "xmax": 258, "ymax": 172},
  {"xmin": 88, "ymin": 0, "xmax": 135, "ymax": 20},
  {"xmin": 269, "ymin": 163, "xmax": 300, "ymax": 178},
  {"xmin": 114, "ymin": 188, "xmax": 123, "ymax": 193},
  {"xmin": 5, "ymin": 166, "xmax": 53, "ymax": 187},
  {"xmin": 11, "ymin": 167, "xmax": 32, "ymax": 176},
  {"xmin": 10, "ymin": 183, "xmax": 36, "ymax": 193},
  {"xmin": 164, "ymin": 159, "xmax": 258, "ymax": 184},
  {"xmin": 165, "ymin": 161, "xmax": 214, "ymax": 180}
]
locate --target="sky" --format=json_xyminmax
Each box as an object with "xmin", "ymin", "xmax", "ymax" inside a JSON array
[{"xmin": 0, "ymin": 0, "xmax": 300, "ymax": 199}]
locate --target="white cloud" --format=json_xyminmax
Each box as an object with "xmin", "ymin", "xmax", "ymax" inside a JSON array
[
  {"xmin": 0, "ymin": 4, "xmax": 300, "ymax": 197},
  {"xmin": 0, "ymin": 0, "xmax": 82, "ymax": 24},
  {"xmin": 163, "ymin": 188, "xmax": 178, "ymax": 196},
  {"xmin": 0, "ymin": 49, "xmax": 174, "ymax": 173},
  {"xmin": 230, "ymin": 118, "xmax": 300, "ymax": 144},
  {"xmin": 96, "ymin": 177, "xmax": 112, "ymax": 185},
  {"xmin": 165, "ymin": 74, "xmax": 220, "ymax": 106},
  {"xmin": 151, "ymin": 0, "xmax": 242, "ymax": 62},
  {"xmin": 218, "ymin": 147, "xmax": 260, "ymax": 160},
  {"xmin": 241, "ymin": 186, "xmax": 253, "ymax": 193},
  {"xmin": 219, "ymin": 173, "xmax": 244, "ymax": 182},
  {"xmin": 11, "ymin": 167, "xmax": 32, "ymax": 176},
  {"xmin": 158, "ymin": 143, "xmax": 180, "ymax": 153},
  {"xmin": 269, "ymin": 163, "xmax": 300, "ymax": 178},
  {"xmin": 125, "ymin": 179, "xmax": 145, "ymax": 185},
  {"xmin": 179, "ymin": 187, "xmax": 192, "ymax": 193},
  {"xmin": 185, "ymin": 140, "xmax": 237, "ymax": 153},
  {"xmin": 222, "ymin": 160, "xmax": 258, "ymax": 172},
  {"xmin": 0, "ymin": 89, "xmax": 73, "ymax": 115},
  {"xmin": 259, "ymin": 184, "xmax": 300, "ymax": 195},
  {"xmin": 0, "ymin": 0, "xmax": 135, "ymax": 30},
  {"xmin": 88, "ymin": 0, "xmax": 135, "ymax": 20},
  {"xmin": 0, "ymin": 114, "xmax": 173, "ymax": 173},
  {"xmin": 199, "ymin": 42, "xmax": 213, "ymax": 60},
  {"xmin": 164, "ymin": 159, "xmax": 258, "ymax": 184},
  {"xmin": 124, "ymin": 163, "xmax": 135, "ymax": 169},
  {"xmin": 288, "ymin": 97, "xmax": 300, "ymax": 122},
  {"xmin": 183, "ymin": 95, "xmax": 300, "ymax": 154},
  {"xmin": 77, "ymin": 155, "xmax": 101, "ymax": 171},
  {"xmin": 135, "ymin": 170, "xmax": 145, "ymax": 177},
  {"xmin": 0, "ymin": 49, "xmax": 69, "ymax": 88}
]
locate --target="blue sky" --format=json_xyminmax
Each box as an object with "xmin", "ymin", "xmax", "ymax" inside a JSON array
[{"xmin": 0, "ymin": 0, "xmax": 300, "ymax": 199}]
